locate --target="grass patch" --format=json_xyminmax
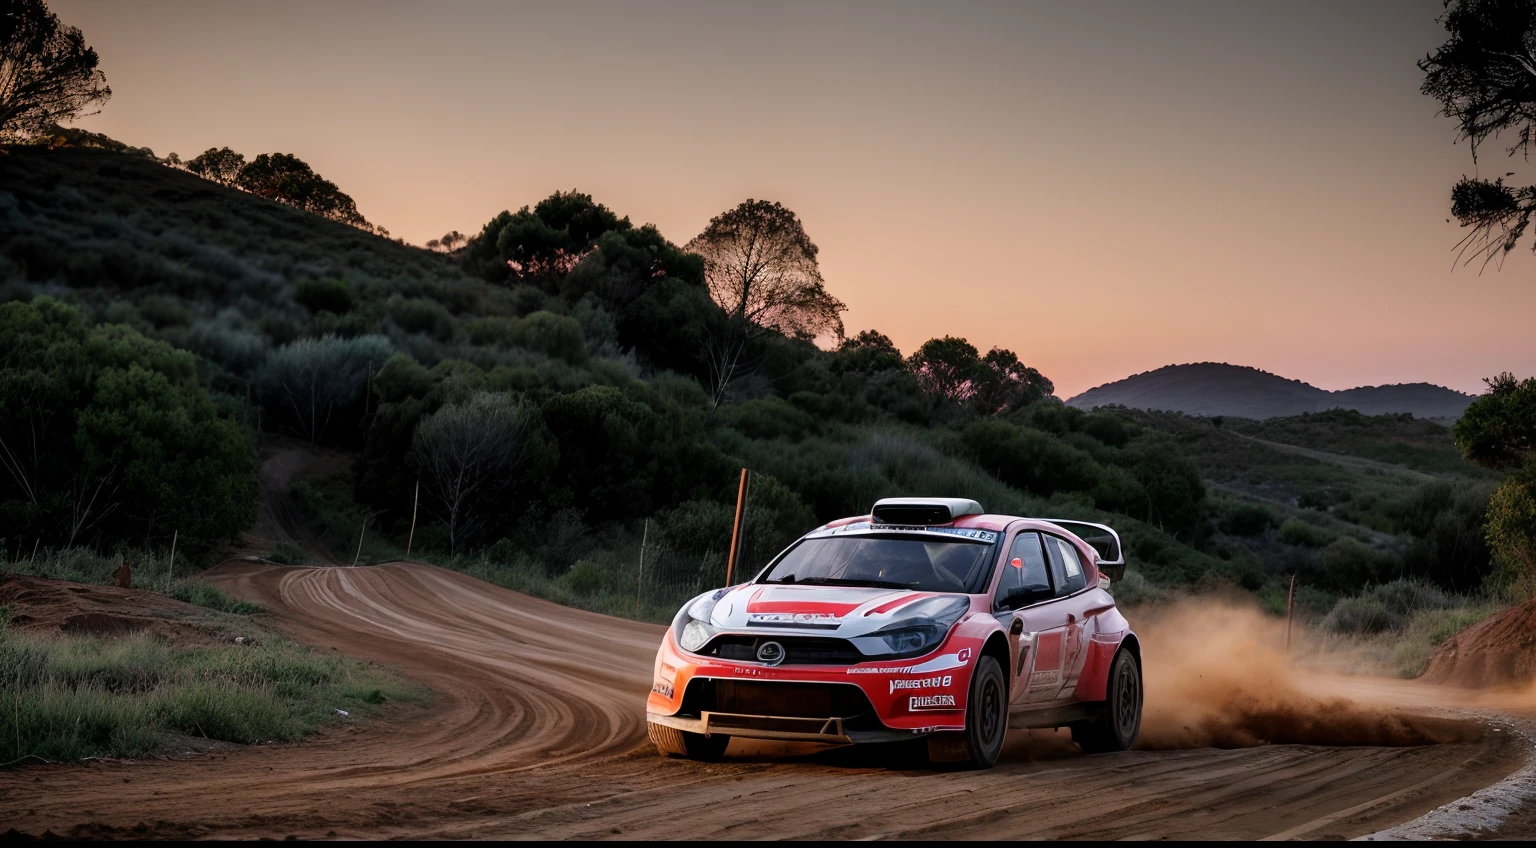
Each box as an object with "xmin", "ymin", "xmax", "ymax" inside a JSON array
[
  {"xmin": 0, "ymin": 622, "xmax": 427, "ymax": 765},
  {"xmin": 4, "ymin": 547, "xmax": 258, "ymax": 615},
  {"xmin": 267, "ymin": 541, "xmax": 309, "ymax": 565},
  {"xmin": 1392, "ymin": 603, "xmax": 1498, "ymax": 678}
]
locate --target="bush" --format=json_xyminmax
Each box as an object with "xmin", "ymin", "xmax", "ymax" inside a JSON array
[
  {"xmin": 0, "ymin": 299, "xmax": 258, "ymax": 557},
  {"xmin": 268, "ymin": 541, "xmax": 309, "ymax": 565},
  {"xmin": 256, "ymin": 334, "xmax": 392, "ymax": 445},
  {"xmin": 1323, "ymin": 579, "xmax": 1453, "ymax": 635},
  {"xmin": 1322, "ymin": 536, "xmax": 1386, "ymax": 590},
  {"xmin": 1221, "ymin": 503, "xmax": 1277, "ymax": 537},
  {"xmin": 1278, "ymin": 517, "xmax": 1330, "ymax": 547},
  {"xmin": 292, "ymin": 277, "xmax": 353, "ymax": 314}
]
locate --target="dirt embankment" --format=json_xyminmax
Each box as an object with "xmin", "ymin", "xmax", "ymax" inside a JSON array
[
  {"xmin": 0, "ymin": 562, "xmax": 1523, "ymax": 841},
  {"xmin": 1422, "ymin": 598, "xmax": 1536, "ymax": 689},
  {"xmin": 0, "ymin": 574, "xmax": 235, "ymax": 646}
]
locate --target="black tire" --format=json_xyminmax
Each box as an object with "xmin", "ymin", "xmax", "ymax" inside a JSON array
[
  {"xmin": 1071, "ymin": 648, "xmax": 1142, "ymax": 754},
  {"xmin": 927, "ymin": 655, "xmax": 1007, "ymax": 769},
  {"xmin": 648, "ymin": 721, "xmax": 731, "ymax": 761}
]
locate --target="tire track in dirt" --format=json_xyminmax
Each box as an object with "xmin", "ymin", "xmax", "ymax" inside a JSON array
[{"xmin": 0, "ymin": 561, "xmax": 1526, "ymax": 840}]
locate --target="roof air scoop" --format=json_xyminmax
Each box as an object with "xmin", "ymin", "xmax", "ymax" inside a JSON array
[{"xmin": 871, "ymin": 497, "xmax": 984, "ymax": 526}]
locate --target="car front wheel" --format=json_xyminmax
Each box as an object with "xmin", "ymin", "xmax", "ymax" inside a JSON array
[
  {"xmin": 926, "ymin": 654, "xmax": 1007, "ymax": 769},
  {"xmin": 1071, "ymin": 648, "xmax": 1142, "ymax": 754},
  {"xmin": 648, "ymin": 721, "xmax": 730, "ymax": 761}
]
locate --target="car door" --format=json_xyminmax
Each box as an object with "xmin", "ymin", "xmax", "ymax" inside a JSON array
[
  {"xmin": 990, "ymin": 531, "xmax": 1065, "ymax": 704},
  {"xmin": 1041, "ymin": 533, "xmax": 1093, "ymax": 701}
]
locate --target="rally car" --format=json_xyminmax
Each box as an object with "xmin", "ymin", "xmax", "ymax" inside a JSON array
[{"xmin": 645, "ymin": 497, "xmax": 1141, "ymax": 769}]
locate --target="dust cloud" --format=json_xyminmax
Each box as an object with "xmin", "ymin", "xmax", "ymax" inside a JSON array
[{"xmin": 1135, "ymin": 597, "xmax": 1469, "ymax": 749}]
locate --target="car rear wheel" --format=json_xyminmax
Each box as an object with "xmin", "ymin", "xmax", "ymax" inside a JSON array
[
  {"xmin": 1071, "ymin": 648, "xmax": 1141, "ymax": 754},
  {"xmin": 926, "ymin": 655, "xmax": 1007, "ymax": 769},
  {"xmin": 648, "ymin": 721, "xmax": 730, "ymax": 761}
]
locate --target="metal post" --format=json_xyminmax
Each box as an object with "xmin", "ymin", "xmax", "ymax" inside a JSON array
[
  {"xmin": 725, "ymin": 469, "xmax": 751, "ymax": 586},
  {"xmin": 406, "ymin": 481, "xmax": 420, "ymax": 558},
  {"xmin": 167, "ymin": 530, "xmax": 178, "ymax": 580},
  {"xmin": 635, "ymin": 518, "xmax": 649, "ymax": 617},
  {"xmin": 1286, "ymin": 573, "xmax": 1297, "ymax": 653}
]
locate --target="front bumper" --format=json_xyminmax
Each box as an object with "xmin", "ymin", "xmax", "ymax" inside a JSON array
[{"xmin": 646, "ymin": 630, "xmax": 975, "ymax": 744}]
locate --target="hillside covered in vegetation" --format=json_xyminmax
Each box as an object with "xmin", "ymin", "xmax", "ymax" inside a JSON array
[
  {"xmin": 1069, "ymin": 362, "xmax": 1474, "ymax": 421},
  {"xmin": 0, "ymin": 144, "xmax": 1503, "ymax": 622}
]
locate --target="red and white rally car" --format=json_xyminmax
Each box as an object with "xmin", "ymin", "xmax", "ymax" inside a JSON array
[{"xmin": 646, "ymin": 497, "xmax": 1141, "ymax": 769}]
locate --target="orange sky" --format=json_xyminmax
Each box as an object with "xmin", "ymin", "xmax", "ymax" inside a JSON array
[{"xmin": 54, "ymin": 0, "xmax": 1536, "ymax": 398}]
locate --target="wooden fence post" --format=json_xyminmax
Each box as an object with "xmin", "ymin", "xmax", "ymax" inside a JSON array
[
  {"xmin": 406, "ymin": 481, "xmax": 420, "ymax": 559},
  {"xmin": 353, "ymin": 518, "xmax": 368, "ymax": 567},
  {"xmin": 1286, "ymin": 573, "xmax": 1297, "ymax": 654},
  {"xmin": 635, "ymin": 518, "xmax": 649, "ymax": 617},
  {"xmin": 725, "ymin": 469, "xmax": 751, "ymax": 586}
]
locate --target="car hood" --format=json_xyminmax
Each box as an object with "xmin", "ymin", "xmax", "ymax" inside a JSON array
[{"xmin": 706, "ymin": 583, "xmax": 959, "ymax": 640}]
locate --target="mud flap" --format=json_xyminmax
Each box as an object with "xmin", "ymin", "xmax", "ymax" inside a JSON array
[{"xmin": 926, "ymin": 732, "xmax": 972, "ymax": 764}]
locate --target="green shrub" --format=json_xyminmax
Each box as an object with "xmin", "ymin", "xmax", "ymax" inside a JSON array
[
  {"xmin": 564, "ymin": 560, "xmax": 609, "ymax": 595},
  {"xmin": 1222, "ymin": 503, "xmax": 1277, "ymax": 537},
  {"xmin": 386, "ymin": 295, "xmax": 454, "ymax": 341},
  {"xmin": 0, "ymin": 299, "xmax": 258, "ymax": 558},
  {"xmin": 1322, "ymin": 536, "xmax": 1386, "ymax": 589},
  {"xmin": 292, "ymin": 277, "xmax": 353, "ymax": 314},
  {"xmin": 1324, "ymin": 579, "xmax": 1453, "ymax": 635},
  {"xmin": 1278, "ymin": 517, "xmax": 1330, "ymax": 547},
  {"xmin": 268, "ymin": 541, "xmax": 309, "ymax": 565}
]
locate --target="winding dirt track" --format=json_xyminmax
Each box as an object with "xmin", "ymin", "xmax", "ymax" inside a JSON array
[{"xmin": 1, "ymin": 561, "xmax": 1530, "ymax": 840}]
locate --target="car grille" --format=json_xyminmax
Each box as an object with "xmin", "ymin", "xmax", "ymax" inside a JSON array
[
  {"xmin": 681, "ymin": 679, "xmax": 875, "ymax": 723},
  {"xmin": 702, "ymin": 634, "xmax": 864, "ymax": 665}
]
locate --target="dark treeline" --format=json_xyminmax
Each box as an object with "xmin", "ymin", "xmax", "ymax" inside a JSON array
[{"xmin": 0, "ymin": 145, "xmax": 1511, "ymax": 612}]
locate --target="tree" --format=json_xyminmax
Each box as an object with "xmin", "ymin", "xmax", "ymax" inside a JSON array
[
  {"xmin": 412, "ymin": 392, "xmax": 540, "ymax": 555},
  {"xmin": 0, "ymin": 298, "xmax": 256, "ymax": 555},
  {"xmin": 971, "ymin": 347, "xmax": 1055, "ymax": 415},
  {"xmin": 256, "ymin": 334, "xmax": 393, "ymax": 446},
  {"xmin": 236, "ymin": 153, "xmax": 373, "ymax": 230},
  {"xmin": 185, "ymin": 147, "xmax": 246, "ymax": 187},
  {"xmin": 0, "ymin": 0, "xmax": 110, "ymax": 140},
  {"xmin": 686, "ymin": 199, "xmax": 845, "ymax": 341},
  {"xmin": 834, "ymin": 330, "xmax": 906, "ymax": 374},
  {"xmin": 1454, "ymin": 372, "xmax": 1536, "ymax": 469},
  {"xmin": 1420, "ymin": 0, "xmax": 1536, "ymax": 266},
  {"xmin": 1455, "ymin": 372, "xmax": 1536, "ymax": 590},
  {"xmin": 908, "ymin": 335, "xmax": 983, "ymax": 405},
  {"xmin": 470, "ymin": 191, "xmax": 631, "ymax": 285}
]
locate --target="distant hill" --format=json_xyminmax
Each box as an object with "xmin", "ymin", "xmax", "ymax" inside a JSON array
[{"xmin": 1066, "ymin": 363, "xmax": 1474, "ymax": 421}]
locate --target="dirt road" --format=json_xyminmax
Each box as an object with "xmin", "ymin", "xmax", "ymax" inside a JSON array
[{"xmin": 1, "ymin": 562, "xmax": 1529, "ymax": 840}]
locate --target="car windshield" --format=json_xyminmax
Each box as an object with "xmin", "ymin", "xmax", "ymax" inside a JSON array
[{"xmin": 760, "ymin": 534, "xmax": 996, "ymax": 593}]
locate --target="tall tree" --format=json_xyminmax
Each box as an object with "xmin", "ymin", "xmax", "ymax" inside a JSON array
[
  {"xmin": 411, "ymin": 392, "xmax": 540, "ymax": 555},
  {"xmin": 0, "ymin": 0, "xmax": 109, "ymax": 140},
  {"xmin": 971, "ymin": 347, "xmax": 1055, "ymax": 415},
  {"xmin": 908, "ymin": 336, "xmax": 983, "ymax": 405},
  {"xmin": 1420, "ymin": 0, "xmax": 1536, "ymax": 266},
  {"xmin": 185, "ymin": 146, "xmax": 246, "ymax": 187},
  {"xmin": 236, "ymin": 153, "xmax": 373, "ymax": 230},
  {"xmin": 686, "ymin": 199, "xmax": 845, "ymax": 341},
  {"xmin": 1455, "ymin": 372, "xmax": 1536, "ymax": 590}
]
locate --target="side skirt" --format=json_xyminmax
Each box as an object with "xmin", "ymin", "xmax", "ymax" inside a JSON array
[{"xmin": 1009, "ymin": 701, "xmax": 1104, "ymax": 730}]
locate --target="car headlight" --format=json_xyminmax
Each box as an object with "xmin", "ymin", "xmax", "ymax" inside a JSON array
[
  {"xmin": 671, "ymin": 589, "xmax": 725, "ymax": 655},
  {"xmin": 864, "ymin": 596, "xmax": 970, "ymax": 658}
]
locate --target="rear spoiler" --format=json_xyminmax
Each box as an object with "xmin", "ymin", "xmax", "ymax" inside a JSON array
[{"xmin": 1040, "ymin": 519, "xmax": 1125, "ymax": 582}]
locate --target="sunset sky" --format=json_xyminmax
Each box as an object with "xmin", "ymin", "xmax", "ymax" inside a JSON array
[{"xmin": 55, "ymin": 0, "xmax": 1536, "ymax": 399}]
